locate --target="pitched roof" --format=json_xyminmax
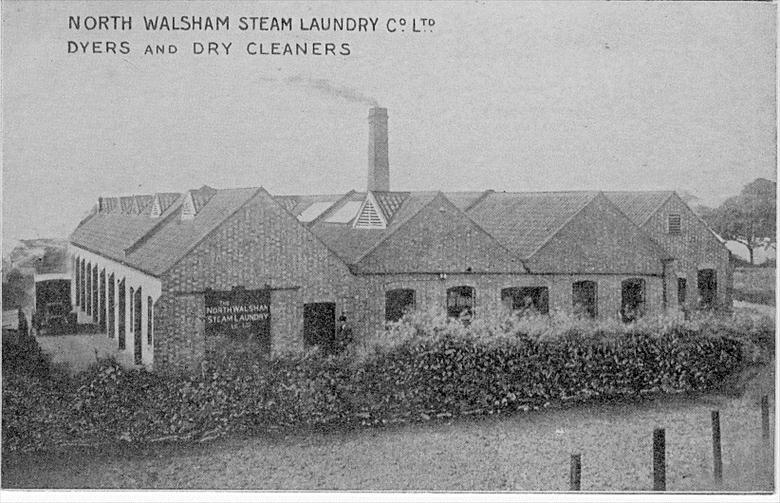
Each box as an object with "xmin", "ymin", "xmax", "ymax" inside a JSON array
[
  {"xmin": 604, "ymin": 191, "xmax": 674, "ymax": 226},
  {"xmin": 70, "ymin": 187, "xmax": 260, "ymax": 276},
  {"xmin": 465, "ymin": 191, "xmax": 599, "ymax": 258},
  {"xmin": 371, "ymin": 191, "xmax": 409, "ymax": 222},
  {"xmin": 309, "ymin": 192, "xmax": 439, "ymax": 264}
]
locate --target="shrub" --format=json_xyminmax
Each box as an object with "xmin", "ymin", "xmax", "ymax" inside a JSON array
[{"xmin": 2, "ymin": 309, "xmax": 770, "ymax": 453}]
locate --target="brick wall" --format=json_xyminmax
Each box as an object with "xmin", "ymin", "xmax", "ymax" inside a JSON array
[
  {"xmin": 156, "ymin": 189, "xmax": 355, "ymax": 372},
  {"xmin": 641, "ymin": 194, "xmax": 733, "ymax": 311},
  {"xmin": 353, "ymin": 272, "xmax": 665, "ymax": 339}
]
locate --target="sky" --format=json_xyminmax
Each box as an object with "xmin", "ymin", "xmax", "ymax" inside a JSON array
[{"xmin": 2, "ymin": 1, "xmax": 776, "ymax": 254}]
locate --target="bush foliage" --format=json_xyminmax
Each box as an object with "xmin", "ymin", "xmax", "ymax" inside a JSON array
[{"xmin": 2, "ymin": 309, "xmax": 772, "ymax": 453}]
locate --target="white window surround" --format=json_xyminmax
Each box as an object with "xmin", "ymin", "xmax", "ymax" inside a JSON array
[{"xmin": 181, "ymin": 192, "xmax": 196, "ymax": 220}]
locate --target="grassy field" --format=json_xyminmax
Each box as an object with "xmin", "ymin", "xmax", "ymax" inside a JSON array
[
  {"xmin": 734, "ymin": 267, "xmax": 776, "ymax": 306},
  {"xmin": 3, "ymin": 372, "xmax": 774, "ymax": 492}
]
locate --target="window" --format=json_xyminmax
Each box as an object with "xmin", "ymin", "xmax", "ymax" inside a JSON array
[
  {"xmin": 572, "ymin": 281, "xmax": 598, "ymax": 318},
  {"xmin": 147, "ymin": 297, "xmax": 153, "ymax": 345},
  {"xmin": 677, "ymin": 278, "xmax": 687, "ymax": 306},
  {"xmin": 118, "ymin": 279, "xmax": 126, "ymax": 350},
  {"xmin": 667, "ymin": 214, "xmax": 681, "ymax": 235},
  {"xmin": 385, "ymin": 289, "xmax": 416, "ymax": 322},
  {"xmin": 447, "ymin": 286, "xmax": 475, "ymax": 322},
  {"xmin": 501, "ymin": 287, "xmax": 549, "ymax": 315},
  {"xmin": 108, "ymin": 274, "xmax": 115, "ymax": 338},
  {"xmin": 75, "ymin": 258, "xmax": 80, "ymax": 307}
]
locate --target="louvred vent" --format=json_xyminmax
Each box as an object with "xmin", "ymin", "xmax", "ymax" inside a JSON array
[{"xmin": 355, "ymin": 197, "xmax": 385, "ymax": 229}]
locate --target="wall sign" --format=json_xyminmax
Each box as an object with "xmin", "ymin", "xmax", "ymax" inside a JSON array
[{"xmin": 204, "ymin": 287, "xmax": 270, "ymax": 342}]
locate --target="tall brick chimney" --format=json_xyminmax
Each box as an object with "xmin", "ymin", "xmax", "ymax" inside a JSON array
[{"xmin": 367, "ymin": 107, "xmax": 389, "ymax": 191}]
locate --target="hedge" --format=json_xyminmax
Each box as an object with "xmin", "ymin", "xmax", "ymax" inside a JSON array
[{"xmin": 2, "ymin": 310, "xmax": 771, "ymax": 453}]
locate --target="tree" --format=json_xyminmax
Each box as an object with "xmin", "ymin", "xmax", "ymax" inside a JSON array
[{"xmin": 700, "ymin": 178, "xmax": 776, "ymax": 264}]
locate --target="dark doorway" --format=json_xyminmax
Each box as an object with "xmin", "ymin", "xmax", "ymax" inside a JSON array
[
  {"xmin": 108, "ymin": 274, "xmax": 115, "ymax": 337},
  {"xmin": 697, "ymin": 269, "xmax": 717, "ymax": 309},
  {"xmin": 677, "ymin": 278, "xmax": 687, "ymax": 307},
  {"xmin": 501, "ymin": 287, "xmax": 549, "ymax": 315},
  {"xmin": 134, "ymin": 287, "xmax": 143, "ymax": 365},
  {"xmin": 572, "ymin": 281, "xmax": 597, "ymax": 318},
  {"xmin": 75, "ymin": 259, "xmax": 80, "ymax": 307},
  {"xmin": 303, "ymin": 302, "xmax": 336, "ymax": 353},
  {"xmin": 86, "ymin": 263, "xmax": 92, "ymax": 316},
  {"xmin": 447, "ymin": 286, "xmax": 475, "ymax": 322},
  {"xmin": 620, "ymin": 278, "xmax": 646, "ymax": 322},
  {"xmin": 99, "ymin": 270, "xmax": 106, "ymax": 331},
  {"xmin": 92, "ymin": 265, "xmax": 98, "ymax": 319},
  {"xmin": 118, "ymin": 279, "xmax": 126, "ymax": 350},
  {"xmin": 385, "ymin": 289, "xmax": 416, "ymax": 322}
]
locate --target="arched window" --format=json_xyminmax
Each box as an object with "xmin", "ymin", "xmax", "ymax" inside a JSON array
[
  {"xmin": 501, "ymin": 287, "xmax": 549, "ymax": 315},
  {"xmin": 572, "ymin": 280, "xmax": 597, "ymax": 318},
  {"xmin": 385, "ymin": 288, "xmax": 416, "ymax": 322},
  {"xmin": 620, "ymin": 278, "xmax": 646, "ymax": 322},
  {"xmin": 447, "ymin": 286, "xmax": 475, "ymax": 321}
]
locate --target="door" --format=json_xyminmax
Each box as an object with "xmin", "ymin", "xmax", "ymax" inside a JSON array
[{"xmin": 303, "ymin": 302, "xmax": 336, "ymax": 353}]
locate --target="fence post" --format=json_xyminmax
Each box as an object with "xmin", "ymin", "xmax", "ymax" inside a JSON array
[
  {"xmin": 653, "ymin": 428, "xmax": 666, "ymax": 491},
  {"xmin": 761, "ymin": 395, "xmax": 770, "ymax": 441},
  {"xmin": 570, "ymin": 453, "xmax": 581, "ymax": 491},
  {"xmin": 711, "ymin": 410, "xmax": 722, "ymax": 483}
]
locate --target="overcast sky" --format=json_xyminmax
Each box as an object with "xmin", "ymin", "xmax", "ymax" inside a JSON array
[{"xmin": 2, "ymin": 1, "xmax": 776, "ymax": 253}]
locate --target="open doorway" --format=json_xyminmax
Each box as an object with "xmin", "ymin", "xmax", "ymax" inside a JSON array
[
  {"xmin": 303, "ymin": 302, "xmax": 336, "ymax": 353},
  {"xmin": 572, "ymin": 281, "xmax": 597, "ymax": 318},
  {"xmin": 620, "ymin": 278, "xmax": 646, "ymax": 322},
  {"xmin": 697, "ymin": 269, "xmax": 717, "ymax": 309}
]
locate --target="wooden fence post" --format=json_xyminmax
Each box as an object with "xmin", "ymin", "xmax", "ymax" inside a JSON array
[
  {"xmin": 653, "ymin": 428, "xmax": 666, "ymax": 491},
  {"xmin": 569, "ymin": 453, "xmax": 581, "ymax": 491},
  {"xmin": 761, "ymin": 395, "xmax": 770, "ymax": 441},
  {"xmin": 711, "ymin": 410, "xmax": 722, "ymax": 483}
]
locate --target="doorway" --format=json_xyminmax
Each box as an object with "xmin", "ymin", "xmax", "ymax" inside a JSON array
[
  {"xmin": 620, "ymin": 278, "xmax": 646, "ymax": 322},
  {"xmin": 572, "ymin": 281, "xmax": 598, "ymax": 318},
  {"xmin": 697, "ymin": 269, "xmax": 717, "ymax": 309},
  {"xmin": 303, "ymin": 302, "xmax": 336, "ymax": 353}
]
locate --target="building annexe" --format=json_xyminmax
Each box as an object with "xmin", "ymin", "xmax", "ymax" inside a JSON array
[{"xmin": 68, "ymin": 108, "xmax": 733, "ymax": 372}]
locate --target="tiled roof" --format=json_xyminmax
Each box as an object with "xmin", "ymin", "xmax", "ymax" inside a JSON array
[
  {"xmin": 157, "ymin": 192, "xmax": 182, "ymax": 213},
  {"xmin": 310, "ymin": 192, "xmax": 439, "ymax": 264},
  {"xmin": 134, "ymin": 195, "xmax": 154, "ymax": 215},
  {"xmin": 604, "ymin": 191, "xmax": 674, "ymax": 226},
  {"xmin": 119, "ymin": 196, "xmax": 136, "ymax": 214},
  {"xmin": 465, "ymin": 191, "xmax": 599, "ymax": 258},
  {"xmin": 70, "ymin": 187, "xmax": 260, "ymax": 276},
  {"xmin": 191, "ymin": 185, "xmax": 218, "ymax": 213},
  {"xmin": 444, "ymin": 191, "xmax": 489, "ymax": 211},
  {"xmin": 371, "ymin": 191, "xmax": 409, "ymax": 222}
]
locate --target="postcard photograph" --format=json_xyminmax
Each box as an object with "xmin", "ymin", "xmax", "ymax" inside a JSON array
[{"xmin": 0, "ymin": 0, "xmax": 777, "ymax": 499}]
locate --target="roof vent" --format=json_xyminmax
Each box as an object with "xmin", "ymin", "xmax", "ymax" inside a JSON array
[
  {"xmin": 354, "ymin": 192, "xmax": 387, "ymax": 229},
  {"xmin": 181, "ymin": 192, "xmax": 196, "ymax": 221},
  {"xmin": 149, "ymin": 195, "xmax": 162, "ymax": 218}
]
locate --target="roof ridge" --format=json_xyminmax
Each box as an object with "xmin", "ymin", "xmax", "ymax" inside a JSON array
[
  {"xmin": 524, "ymin": 192, "xmax": 600, "ymax": 260},
  {"xmin": 351, "ymin": 192, "xmax": 441, "ymax": 264}
]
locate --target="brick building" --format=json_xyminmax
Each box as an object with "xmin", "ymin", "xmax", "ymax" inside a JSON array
[{"xmin": 69, "ymin": 107, "xmax": 733, "ymax": 372}]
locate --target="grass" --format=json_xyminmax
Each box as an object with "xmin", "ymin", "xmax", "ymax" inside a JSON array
[
  {"xmin": 3, "ymin": 375, "xmax": 774, "ymax": 491},
  {"xmin": 734, "ymin": 267, "xmax": 776, "ymax": 306}
]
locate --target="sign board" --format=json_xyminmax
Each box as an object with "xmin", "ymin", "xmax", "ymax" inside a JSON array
[{"xmin": 204, "ymin": 287, "xmax": 270, "ymax": 345}]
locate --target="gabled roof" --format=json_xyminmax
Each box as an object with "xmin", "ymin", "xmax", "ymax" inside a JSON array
[
  {"xmin": 309, "ymin": 192, "xmax": 440, "ymax": 264},
  {"xmin": 70, "ymin": 187, "xmax": 260, "ymax": 276},
  {"xmin": 604, "ymin": 191, "xmax": 674, "ymax": 226},
  {"xmin": 465, "ymin": 191, "xmax": 599, "ymax": 258}
]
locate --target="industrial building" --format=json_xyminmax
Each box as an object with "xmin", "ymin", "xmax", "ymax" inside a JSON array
[{"xmin": 69, "ymin": 108, "xmax": 733, "ymax": 372}]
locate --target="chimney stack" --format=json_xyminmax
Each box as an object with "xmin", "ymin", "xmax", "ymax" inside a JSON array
[{"xmin": 367, "ymin": 107, "xmax": 389, "ymax": 192}]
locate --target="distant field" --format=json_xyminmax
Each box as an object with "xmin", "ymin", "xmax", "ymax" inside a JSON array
[{"xmin": 734, "ymin": 267, "xmax": 775, "ymax": 306}]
